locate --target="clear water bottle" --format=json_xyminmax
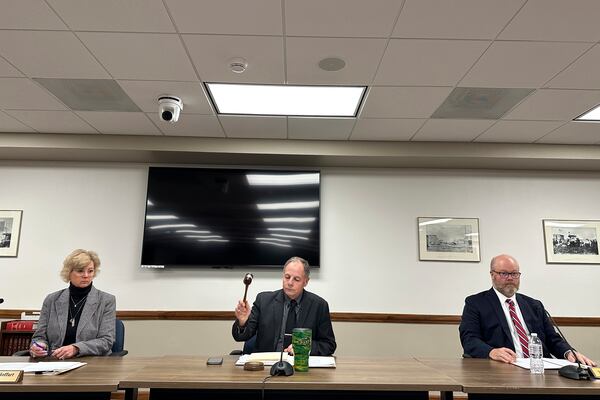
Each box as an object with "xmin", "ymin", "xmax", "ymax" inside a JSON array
[{"xmin": 529, "ymin": 333, "xmax": 544, "ymax": 374}]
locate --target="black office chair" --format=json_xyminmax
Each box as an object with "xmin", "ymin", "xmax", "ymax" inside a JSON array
[
  {"xmin": 13, "ymin": 318, "xmax": 128, "ymax": 356},
  {"xmin": 230, "ymin": 335, "xmax": 256, "ymax": 355}
]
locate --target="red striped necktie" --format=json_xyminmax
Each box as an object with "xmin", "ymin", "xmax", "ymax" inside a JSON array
[{"xmin": 506, "ymin": 299, "xmax": 530, "ymax": 358}]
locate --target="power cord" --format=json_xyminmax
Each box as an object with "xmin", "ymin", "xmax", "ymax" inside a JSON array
[{"xmin": 261, "ymin": 374, "xmax": 273, "ymax": 400}]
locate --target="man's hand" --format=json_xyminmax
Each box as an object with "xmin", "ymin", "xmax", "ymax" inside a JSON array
[
  {"xmin": 489, "ymin": 347, "xmax": 517, "ymax": 363},
  {"xmin": 52, "ymin": 345, "xmax": 79, "ymax": 360},
  {"xmin": 284, "ymin": 344, "xmax": 294, "ymax": 355},
  {"xmin": 235, "ymin": 299, "xmax": 251, "ymax": 327},
  {"xmin": 567, "ymin": 350, "xmax": 597, "ymax": 366}
]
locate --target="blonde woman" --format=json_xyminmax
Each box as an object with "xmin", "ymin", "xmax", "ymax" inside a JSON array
[{"xmin": 29, "ymin": 249, "xmax": 116, "ymax": 359}]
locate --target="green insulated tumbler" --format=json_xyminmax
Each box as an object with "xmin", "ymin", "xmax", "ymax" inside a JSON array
[{"xmin": 292, "ymin": 328, "xmax": 312, "ymax": 372}]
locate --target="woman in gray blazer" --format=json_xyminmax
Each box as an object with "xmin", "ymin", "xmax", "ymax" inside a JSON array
[{"xmin": 29, "ymin": 249, "xmax": 116, "ymax": 359}]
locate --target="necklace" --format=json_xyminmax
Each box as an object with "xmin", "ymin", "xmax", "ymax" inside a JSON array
[
  {"xmin": 70, "ymin": 296, "xmax": 87, "ymax": 309},
  {"xmin": 68, "ymin": 296, "xmax": 87, "ymax": 327}
]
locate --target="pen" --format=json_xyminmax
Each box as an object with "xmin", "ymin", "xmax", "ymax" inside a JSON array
[{"xmin": 32, "ymin": 341, "xmax": 48, "ymax": 353}]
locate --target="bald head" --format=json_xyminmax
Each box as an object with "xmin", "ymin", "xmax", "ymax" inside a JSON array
[{"xmin": 490, "ymin": 254, "xmax": 519, "ymax": 271}]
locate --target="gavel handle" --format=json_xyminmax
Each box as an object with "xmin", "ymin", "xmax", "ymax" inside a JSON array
[{"xmin": 243, "ymin": 285, "xmax": 249, "ymax": 303}]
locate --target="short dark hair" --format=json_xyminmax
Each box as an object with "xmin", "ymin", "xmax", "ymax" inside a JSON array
[{"xmin": 283, "ymin": 256, "xmax": 310, "ymax": 278}]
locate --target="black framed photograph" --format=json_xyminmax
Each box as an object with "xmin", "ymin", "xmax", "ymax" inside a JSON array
[
  {"xmin": 418, "ymin": 217, "xmax": 480, "ymax": 262},
  {"xmin": 543, "ymin": 219, "xmax": 600, "ymax": 264},
  {"xmin": 0, "ymin": 210, "xmax": 23, "ymax": 257}
]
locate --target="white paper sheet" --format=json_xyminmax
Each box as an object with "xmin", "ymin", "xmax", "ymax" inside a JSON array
[
  {"xmin": 235, "ymin": 353, "xmax": 336, "ymax": 368},
  {"xmin": 0, "ymin": 361, "xmax": 86, "ymax": 375},
  {"xmin": 511, "ymin": 358, "xmax": 578, "ymax": 370}
]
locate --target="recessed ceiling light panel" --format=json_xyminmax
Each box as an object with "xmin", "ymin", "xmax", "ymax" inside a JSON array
[
  {"xmin": 575, "ymin": 104, "xmax": 600, "ymax": 122},
  {"xmin": 206, "ymin": 83, "xmax": 366, "ymax": 117}
]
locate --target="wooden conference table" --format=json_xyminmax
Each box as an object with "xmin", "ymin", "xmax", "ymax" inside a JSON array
[
  {"xmin": 417, "ymin": 358, "xmax": 600, "ymax": 399},
  {"xmin": 2, "ymin": 356, "xmax": 599, "ymax": 399},
  {"xmin": 0, "ymin": 355, "xmax": 150, "ymax": 399},
  {"xmin": 119, "ymin": 355, "xmax": 460, "ymax": 400}
]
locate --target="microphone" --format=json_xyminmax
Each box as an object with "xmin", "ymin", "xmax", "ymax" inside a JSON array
[
  {"xmin": 544, "ymin": 309, "xmax": 590, "ymax": 380},
  {"xmin": 270, "ymin": 333, "xmax": 294, "ymax": 376},
  {"xmin": 0, "ymin": 298, "xmax": 4, "ymax": 304},
  {"xmin": 242, "ymin": 273, "xmax": 253, "ymax": 303}
]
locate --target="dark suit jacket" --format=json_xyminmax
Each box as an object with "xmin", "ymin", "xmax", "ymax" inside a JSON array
[
  {"xmin": 32, "ymin": 286, "xmax": 116, "ymax": 356},
  {"xmin": 459, "ymin": 288, "xmax": 571, "ymax": 359},
  {"xmin": 232, "ymin": 289, "xmax": 336, "ymax": 356}
]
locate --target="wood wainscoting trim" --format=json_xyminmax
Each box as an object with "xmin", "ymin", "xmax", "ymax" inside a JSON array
[{"xmin": 1, "ymin": 309, "xmax": 599, "ymax": 326}]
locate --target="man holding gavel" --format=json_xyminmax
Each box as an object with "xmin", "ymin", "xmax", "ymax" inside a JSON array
[{"xmin": 232, "ymin": 256, "xmax": 337, "ymax": 356}]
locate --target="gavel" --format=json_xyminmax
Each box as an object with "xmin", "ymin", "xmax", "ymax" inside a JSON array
[{"xmin": 242, "ymin": 273, "xmax": 253, "ymax": 303}]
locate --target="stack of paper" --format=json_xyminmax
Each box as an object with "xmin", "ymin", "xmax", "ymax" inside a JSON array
[
  {"xmin": 235, "ymin": 352, "xmax": 336, "ymax": 368},
  {"xmin": 512, "ymin": 358, "xmax": 578, "ymax": 370},
  {"xmin": 0, "ymin": 361, "xmax": 86, "ymax": 375}
]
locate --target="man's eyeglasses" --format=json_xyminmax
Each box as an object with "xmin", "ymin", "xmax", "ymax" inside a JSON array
[{"xmin": 491, "ymin": 270, "xmax": 521, "ymax": 279}]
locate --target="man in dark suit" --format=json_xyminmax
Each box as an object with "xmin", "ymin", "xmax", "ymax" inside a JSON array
[
  {"xmin": 232, "ymin": 256, "xmax": 336, "ymax": 356},
  {"xmin": 459, "ymin": 254, "xmax": 595, "ymax": 365}
]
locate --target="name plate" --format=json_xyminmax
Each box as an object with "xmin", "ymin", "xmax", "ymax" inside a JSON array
[
  {"xmin": 590, "ymin": 367, "xmax": 600, "ymax": 379},
  {"xmin": 0, "ymin": 370, "xmax": 24, "ymax": 384}
]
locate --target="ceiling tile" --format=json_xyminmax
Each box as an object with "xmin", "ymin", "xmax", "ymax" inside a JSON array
[
  {"xmin": 118, "ymin": 80, "xmax": 213, "ymax": 114},
  {"xmin": 537, "ymin": 121, "xmax": 600, "ymax": 144},
  {"xmin": 166, "ymin": 0, "xmax": 282, "ymax": 35},
  {"xmin": 0, "ymin": 78, "xmax": 67, "ymax": 110},
  {"xmin": 183, "ymin": 35, "xmax": 284, "ymax": 83},
  {"xmin": 546, "ymin": 44, "xmax": 600, "ymax": 90},
  {"xmin": 375, "ymin": 39, "xmax": 489, "ymax": 86},
  {"xmin": 499, "ymin": 0, "xmax": 600, "ymax": 42},
  {"xmin": 475, "ymin": 120, "xmax": 563, "ymax": 143},
  {"xmin": 0, "ymin": 31, "xmax": 109, "ymax": 79},
  {"xmin": 393, "ymin": 0, "xmax": 524, "ymax": 39},
  {"xmin": 220, "ymin": 115, "xmax": 286, "ymax": 139},
  {"xmin": 78, "ymin": 32, "xmax": 197, "ymax": 81},
  {"xmin": 147, "ymin": 113, "xmax": 225, "ymax": 137},
  {"xmin": 288, "ymin": 117, "xmax": 355, "ymax": 140},
  {"xmin": 361, "ymin": 87, "xmax": 452, "ymax": 118},
  {"xmin": 0, "ymin": 57, "xmax": 22, "ymax": 77},
  {"xmin": 76, "ymin": 111, "xmax": 161, "ymax": 135},
  {"xmin": 412, "ymin": 119, "xmax": 494, "ymax": 141},
  {"xmin": 0, "ymin": 0, "xmax": 67, "ymax": 29},
  {"xmin": 351, "ymin": 118, "xmax": 424, "ymax": 141},
  {"xmin": 0, "ymin": 111, "xmax": 35, "ymax": 132},
  {"xmin": 48, "ymin": 0, "xmax": 174, "ymax": 32},
  {"xmin": 460, "ymin": 41, "xmax": 590, "ymax": 88},
  {"xmin": 285, "ymin": 0, "xmax": 401, "ymax": 37},
  {"xmin": 5, "ymin": 110, "xmax": 97, "ymax": 134},
  {"xmin": 505, "ymin": 89, "xmax": 600, "ymax": 121},
  {"xmin": 286, "ymin": 37, "xmax": 386, "ymax": 85}
]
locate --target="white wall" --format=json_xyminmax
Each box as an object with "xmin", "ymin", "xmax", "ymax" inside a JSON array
[{"xmin": 1, "ymin": 163, "xmax": 600, "ymax": 319}]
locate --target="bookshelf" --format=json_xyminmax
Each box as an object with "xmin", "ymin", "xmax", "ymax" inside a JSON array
[{"xmin": 0, "ymin": 320, "xmax": 35, "ymax": 355}]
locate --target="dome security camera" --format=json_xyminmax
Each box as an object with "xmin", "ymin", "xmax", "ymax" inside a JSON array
[{"xmin": 158, "ymin": 95, "xmax": 183, "ymax": 123}]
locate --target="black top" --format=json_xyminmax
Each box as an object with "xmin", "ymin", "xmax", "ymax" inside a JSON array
[{"xmin": 62, "ymin": 283, "xmax": 92, "ymax": 346}]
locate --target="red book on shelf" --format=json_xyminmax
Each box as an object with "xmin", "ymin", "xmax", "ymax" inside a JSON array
[{"xmin": 5, "ymin": 320, "xmax": 37, "ymax": 331}]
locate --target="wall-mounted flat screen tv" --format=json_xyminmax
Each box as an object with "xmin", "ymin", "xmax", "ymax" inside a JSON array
[{"xmin": 141, "ymin": 167, "xmax": 320, "ymax": 268}]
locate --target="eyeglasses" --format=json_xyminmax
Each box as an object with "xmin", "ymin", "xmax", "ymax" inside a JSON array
[{"xmin": 491, "ymin": 270, "xmax": 521, "ymax": 279}]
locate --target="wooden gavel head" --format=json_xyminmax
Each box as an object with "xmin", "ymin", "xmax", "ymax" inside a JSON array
[{"xmin": 243, "ymin": 273, "xmax": 253, "ymax": 286}]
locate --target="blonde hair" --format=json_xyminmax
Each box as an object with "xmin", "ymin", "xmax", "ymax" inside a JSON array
[{"xmin": 60, "ymin": 249, "xmax": 101, "ymax": 283}]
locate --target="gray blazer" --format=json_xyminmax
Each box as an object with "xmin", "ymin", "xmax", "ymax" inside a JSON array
[{"xmin": 32, "ymin": 286, "xmax": 116, "ymax": 356}]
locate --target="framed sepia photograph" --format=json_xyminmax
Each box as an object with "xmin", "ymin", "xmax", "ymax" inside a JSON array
[
  {"xmin": 418, "ymin": 217, "xmax": 480, "ymax": 262},
  {"xmin": 0, "ymin": 210, "xmax": 23, "ymax": 257},
  {"xmin": 543, "ymin": 219, "xmax": 600, "ymax": 264}
]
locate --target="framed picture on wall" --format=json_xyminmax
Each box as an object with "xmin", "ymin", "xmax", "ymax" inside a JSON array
[
  {"xmin": 0, "ymin": 210, "xmax": 23, "ymax": 257},
  {"xmin": 543, "ymin": 219, "xmax": 600, "ymax": 264},
  {"xmin": 418, "ymin": 217, "xmax": 480, "ymax": 262}
]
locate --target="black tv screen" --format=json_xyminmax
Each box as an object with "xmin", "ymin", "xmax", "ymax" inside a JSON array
[{"xmin": 141, "ymin": 167, "xmax": 320, "ymax": 268}]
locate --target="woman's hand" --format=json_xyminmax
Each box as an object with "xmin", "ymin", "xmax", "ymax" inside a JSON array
[
  {"xmin": 29, "ymin": 341, "xmax": 48, "ymax": 358},
  {"xmin": 52, "ymin": 345, "xmax": 79, "ymax": 359}
]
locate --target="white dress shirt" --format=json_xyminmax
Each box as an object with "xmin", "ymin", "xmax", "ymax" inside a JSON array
[{"xmin": 493, "ymin": 287, "xmax": 530, "ymax": 358}]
